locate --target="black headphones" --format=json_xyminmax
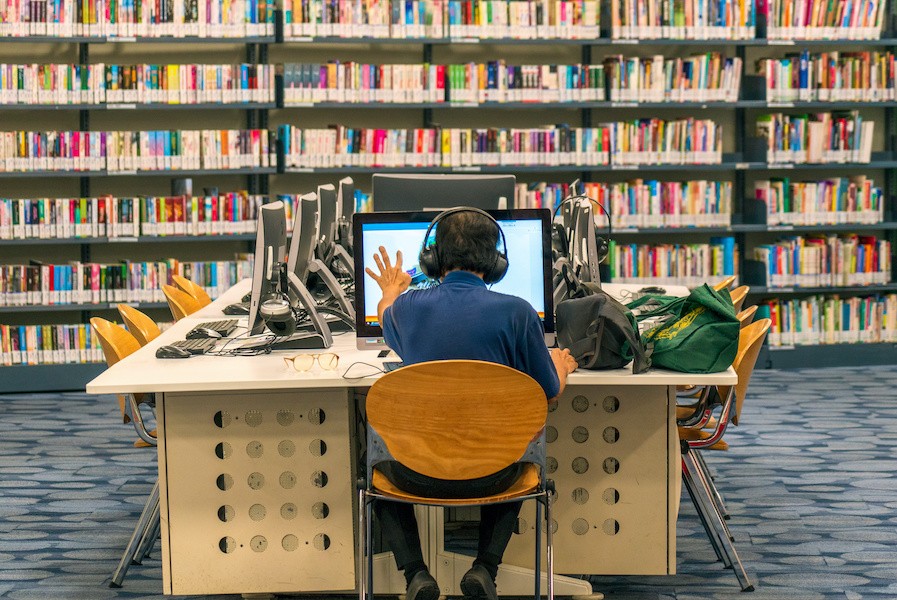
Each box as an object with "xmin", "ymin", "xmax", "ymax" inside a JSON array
[
  {"xmin": 552, "ymin": 188, "xmax": 612, "ymax": 264},
  {"xmin": 418, "ymin": 206, "xmax": 509, "ymax": 285},
  {"xmin": 259, "ymin": 262, "xmax": 299, "ymax": 336}
]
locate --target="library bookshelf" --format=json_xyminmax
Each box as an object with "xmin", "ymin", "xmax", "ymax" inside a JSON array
[{"xmin": 4, "ymin": 2, "xmax": 897, "ymax": 391}]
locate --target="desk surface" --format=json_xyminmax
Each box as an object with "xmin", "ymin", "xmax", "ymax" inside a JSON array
[{"xmin": 87, "ymin": 280, "xmax": 735, "ymax": 394}]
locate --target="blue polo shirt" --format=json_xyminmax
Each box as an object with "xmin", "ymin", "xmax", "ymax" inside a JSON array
[{"xmin": 382, "ymin": 271, "xmax": 560, "ymax": 399}]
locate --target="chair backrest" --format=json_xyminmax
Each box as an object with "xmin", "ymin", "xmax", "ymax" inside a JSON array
[
  {"xmin": 712, "ymin": 275, "xmax": 737, "ymax": 291},
  {"xmin": 162, "ymin": 284, "xmax": 202, "ymax": 320},
  {"xmin": 117, "ymin": 304, "xmax": 162, "ymax": 346},
  {"xmin": 172, "ymin": 274, "xmax": 212, "ymax": 307},
  {"xmin": 721, "ymin": 318, "xmax": 770, "ymax": 426},
  {"xmin": 90, "ymin": 317, "xmax": 141, "ymax": 367},
  {"xmin": 366, "ymin": 360, "xmax": 548, "ymax": 481},
  {"xmin": 736, "ymin": 305, "xmax": 758, "ymax": 329},
  {"xmin": 729, "ymin": 285, "xmax": 749, "ymax": 312}
]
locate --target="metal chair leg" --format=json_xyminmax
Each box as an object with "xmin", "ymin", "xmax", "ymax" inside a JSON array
[
  {"xmin": 133, "ymin": 501, "xmax": 161, "ymax": 564},
  {"xmin": 682, "ymin": 457, "xmax": 727, "ymax": 565},
  {"xmin": 695, "ymin": 449, "xmax": 729, "ymax": 520},
  {"xmin": 690, "ymin": 452, "xmax": 735, "ymax": 541},
  {"xmin": 683, "ymin": 449, "xmax": 754, "ymax": 592},
  {"xmin": 110, "ymin": 479, "xmax": 159, "ymax": 588},
  {"xmin": 545, "ymin": 489, "xmax": 554, "ymax": 600},
  {"xmin": 357, "ymin": 488, "xmax": 366, "ymax": 600},
  {"xmin": 365, "ymin": 498, "xmax": 374, "ymax": 600},
  {"xmin": 535, "ymin": 499, "xmax": 542, "ymax": 600}
]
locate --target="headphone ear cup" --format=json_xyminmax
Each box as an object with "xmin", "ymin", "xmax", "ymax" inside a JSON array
[
  {"xmin": 595, "ymin": 235, "xmax": 609, "ymax": 264},
  {"xmin": 483, "ymin": 252, "xmax": 509, "ymax": 285},
  {"xmin": 418, "ymin": 246, "xmax": 439, "ymax": 279},
  {"xmin": 260, "ymin": 298, "xmax": 297, "ymax": 336},
  {"xmin": 266, "ymin": 314, "xmax": 296, "ymax": 336}
]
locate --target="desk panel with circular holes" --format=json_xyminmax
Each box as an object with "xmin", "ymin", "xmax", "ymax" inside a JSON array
[
  {"xmin": 504, "ymin": 385, "xmax": 677, "ymax": 575},
  {"xmin": 157, "ymin": 389, "xmax": 356, "ymax": 595}
]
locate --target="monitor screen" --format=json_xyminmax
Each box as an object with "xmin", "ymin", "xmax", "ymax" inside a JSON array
[
  {"xmin": 353, "ymin": 209, "xmax": 554, "ymax": 349},
  {"xmin": 372, "ymin": 174, "xmax": 516, "ymax": 211},
  {"xmin": 249, "ymin": 201, "xmax": 288, "ymax": 335}
]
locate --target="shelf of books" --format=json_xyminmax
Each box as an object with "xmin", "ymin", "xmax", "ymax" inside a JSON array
[{"xmin": 4, "ymin": 0, "xmax": 897, "ymax": 391}]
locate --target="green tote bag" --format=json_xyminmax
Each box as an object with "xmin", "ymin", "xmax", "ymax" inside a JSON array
[{"xmin": 628, "ymin": 284, "xmax": 740, "ymax": 373}]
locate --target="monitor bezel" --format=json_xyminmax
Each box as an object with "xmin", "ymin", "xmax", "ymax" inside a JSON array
[
  {"xmin": 352, "ymin": 208, "xmax": 555, "ymax": 347},
  {"xmin": 248, "ymin": 201, "xmax": 288, "ymax": 336},
  {"xmin": 371, "ymin": 173, "xmax": 516, "ymax": 212}
]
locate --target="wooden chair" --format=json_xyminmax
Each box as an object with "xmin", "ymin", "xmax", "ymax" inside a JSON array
[
  {"xmin": 117, "ymin": 304, "xmax": 161, "ymax": 347},
  {"xmin": 90, "ymin": 317, "xmax": 160, "ymax": 588},
  {"xmin": 736, "ymin": 305, "xmax": 758, "ymax": 329},
  {"xmin": 172, "ymin": 274, "xmax": 212, "ymax": 307},
  {"xmin": 677, "ymin": 318, "xmax": 771, "ymax": 592},
  {"xmin": 359, "ymin": 360, "xmax": 554, "ymax": 600},
  {"xmin": 162, "ymin": 284, "xmax": 202, "ymax": 320},
  {"xmin": 729, "ymin": 285, "xmax": 749, "ymax": 312},
  {"xmin": 712, "ymin": 275, "xmax": 737, "ymax": 291}
]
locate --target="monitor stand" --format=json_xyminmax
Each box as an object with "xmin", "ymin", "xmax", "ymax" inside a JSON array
[
  {"xmin": 308, "ymin": 258, "xmax": 355, "ymax": 319},
  {"xmin": 268, "ymin": 332, "xmax": 328, "ymax": 350},
  {"xmin": 287, "ymin": 271, "xmax": 334, "ymax": 348},
  {"xmin": 330, "ymin": 245, "xmax": 355, "ymax": 282}
]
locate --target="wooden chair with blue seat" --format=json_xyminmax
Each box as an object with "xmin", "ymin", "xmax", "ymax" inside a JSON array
[
  {"xmin": 90, "ymin": 317, "xmax": 160, "ymax": 588},
  {"xmin": 358, "ymin": 360, "xmax": 555, "ymax": 600},
  {"xmin": 172, "ymin": 274, "xmax": 212, "ymax": 307}
]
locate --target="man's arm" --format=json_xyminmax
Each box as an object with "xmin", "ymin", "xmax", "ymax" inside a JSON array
[
  {"xmin": 549, "ymin": 347, "xmax": 578, "ymax": 404},
  {"xmin": 364, "ymin": 246, "xmax": 412, "ymax": 324}
]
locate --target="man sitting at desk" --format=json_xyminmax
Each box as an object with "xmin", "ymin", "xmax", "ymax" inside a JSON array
[{"xmin": 365, "ymin": 209, "xmax": 577, "ymax": 600}]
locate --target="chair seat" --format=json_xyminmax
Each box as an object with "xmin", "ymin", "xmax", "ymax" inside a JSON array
[
  {"xmin": 678, "ymin": 427, "xmax": 729, "ymax": 450},
  {"xmin": 371, "ymin": 463, "xmax": 541, "ymax": 505}
]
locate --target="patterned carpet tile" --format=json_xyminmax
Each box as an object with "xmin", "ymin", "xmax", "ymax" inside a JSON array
[{"xmin": 2, "ymin": 365, "xmax": 897, "ymax": 599}]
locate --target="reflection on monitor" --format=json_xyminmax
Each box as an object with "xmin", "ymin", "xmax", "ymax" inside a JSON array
[
  {"xmin": 372, "ymin": 174, "xmax": 516, "ymax": 211},
  {"xmin": 248, "ymin": 201, "xmax": 288, "ymax": 335},
  {"xmin": 352, "ymin": 209, "xmax": 554, "ymax": 350}
]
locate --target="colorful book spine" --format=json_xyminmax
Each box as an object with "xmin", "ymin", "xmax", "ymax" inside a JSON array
[
  {"xmin": 756, "ymin": 111, "xmax": 874, "ymax": 164},
  {"xmin": 607, "ymin": 238, "xmax": 739, "ymax": 286},
  {"xmin": 758, "ymin": 294, "xmax": 897, "ymax": 346},
  {"xmin": 762, "ymin": 51, "xmax": 896, "ymax": 102},
  {"xmin": 755, "ymin": 176, "xmax": 884, "ymax": 225},
  {"xmin": 611, "ymin": 0, "xmax": 755, "ymax": 39},
  {"xmin": 766, "ymin": 0, "xmax": 886, "ymax": 40},
  {"xmin": 0, "ymin": 323, "xmax": 104, "ymax": 366},
  {"xmin": 605, "ymin": 53, "xmax": 742, "ymax": 102}
]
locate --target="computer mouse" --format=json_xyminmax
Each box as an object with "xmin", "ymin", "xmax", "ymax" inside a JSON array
[
  {"xmin": 224, "ymin": 302, "xmax": 250, "ymax": 315},
  {"xmin": 187, "ymin": 327, "xmax": 223, "ymax": 339},
  {"xmin": 155, "ymin": 345, "xmax": 192, "ymax": 359}
]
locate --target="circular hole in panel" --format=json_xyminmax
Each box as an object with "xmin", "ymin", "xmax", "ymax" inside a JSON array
[
  {"xmin": 547, "ymin": 402, "xmax": 558, "ymax": 413},
  {"xmin": 282, "ymin": 534, "xmax": 299, "ymax": 551},
  {"xmin": 602, "ymin": 396, "xmax": 620, "ymax": 413},
  {"xmin": 278, "ymin": 440, "xmax": 296, "ymax": 458},
  {"xmin": 313, "ymin": 533, "xmax": 331, "ymax": 551},
  {"xmin": 217, "ymin": 505, "xmax": 235, "ymax": 522},
  {"xmin": 572, "ymin": 395, "xmax": 589, "ymax": 413},
  {"xmin": 247, "ymin": 472, "xmax": 265, "ymax": 490},
  {"xmin": 545, "ymin": 426, "xmax": 558, "ymax": 444},
  {"xmin": 281, "ymin": 503, "xmax": 298, "ymax": 520},
  {"xmin": 541, "ymin": 520, "xmax": 559, "ymax": 534},
  {"xmin": 311, "ymin": 471, "xmax": 328, "ymax": 488},
  {"xmin": 213, "ymin": 411, "xmax": 232, "ymax": 428},
  {"xmin": 250, "ymin": 535, "xmax": 268, "ymax": 552},
  {"xmin": 546, "ymin": 457, "xmax": 558, "ymax": 474},
  {"xmin": 603, "ymin": 488, "xmax": 621, "ymax": 505},
  {"xmin": 515, "ymin": 518, "xmax": 528, "ymax": 535},
  {"xmin": 312, "ymin": 502, "xmax": 330, "ymax": 519},
  {"xmin": 571, "ymin": 426, "xmax": 589, "ymax": 443},
  {"xmin": 572, "ymin": 518, "xmax": 589, "ymax": 536},
  {"xmin": 219, "ymin": 536, "xmax": 236, "ymax": 553},
  {"xmin": 309, "ymin": 439, "xmax": 327, "ymax": 457},
  {"xmin": 571, "ymin": 457, "xmax": 589, "ymax": 474},
  {"xmin": 603, "ymin": 427, "xmax": 620, "ymax": 444},
  {"xmin": 603, "ymin": 457, "xmax": 620, "ymax": 475},
  {"xmin": 603, "ymin": 519, "xmax": 620, "ymax": 535},
  {"xmin": 279, "ymin": 472, "xmax": 297, "ymax": 490},
  {"xmin": 572, "ymin": 488, "xmax": 589, "ymax": 505},
  {"xmin": 216, "ymin": 474, "xmax": 234, "ymax": 491},
  {"xmin": 249, "ymin": 504, "xmax": 267, "ymax": 521},
  {"xmin": 246, "ymin": 441, "xmax": 264, "ymax": 458},
  {"xmin": 215, "ymin": 442, "xmax": 232, "ymax": 460},
  {"xmin": 277, "ymin": 410, "xmax": 295, "ymax": 426},
  {"xmin": 245, "ymin": 411, "xmax": 263, "ymax": 427},
  {"xmin": 308, "ymin": 408, "xmax": 326, "ymax": 425}
]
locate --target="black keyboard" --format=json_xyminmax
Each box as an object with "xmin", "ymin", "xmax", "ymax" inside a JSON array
[
  {"xmin": 195, "ymin": 319, "xmax": 238, "ymax": 337},
  {"xmin": 171, "ymin": 339, "xmax": 218, "ymax": 355}
]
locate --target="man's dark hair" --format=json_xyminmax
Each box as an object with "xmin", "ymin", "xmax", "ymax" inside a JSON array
[{"xmin": 434, "ymin": 211, "xmax": 500, "ymax": 277}]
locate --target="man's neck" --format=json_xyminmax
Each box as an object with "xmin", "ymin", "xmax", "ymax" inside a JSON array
[{"xmin": 442, "ymin": 269, "xmax": 485, "ymax": 281}]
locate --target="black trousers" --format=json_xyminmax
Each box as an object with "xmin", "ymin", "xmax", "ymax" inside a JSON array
[{"xmin": 373, "ymin": 462, "xmax": 524, "ymax": 571}]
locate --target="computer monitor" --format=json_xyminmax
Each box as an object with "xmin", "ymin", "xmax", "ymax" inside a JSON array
[
  {"xmin": 248, "ymin": 201, "xmax": 288, "ymax": 335},
  {"xmin": 352, "ymin": 208, "xmax": 554, "ymax": 350},
  {"xmin": 372, "ymin": 174, "xmax": 516, "ymax": 211},
  {"xmin": 336, "ymin": 176, "xmax": 355, "ymax": 252},
  {"xmin": 317, "ymin": 183, "xmax": 338, "ymax": 260}
]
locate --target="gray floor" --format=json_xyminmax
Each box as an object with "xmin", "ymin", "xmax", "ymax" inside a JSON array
[{"xmin": 2, "ymin": 365, "xmax": 897, "ymax": 599}]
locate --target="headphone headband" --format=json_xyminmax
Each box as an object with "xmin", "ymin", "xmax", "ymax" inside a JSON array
[{"xmin": 419, "ymin": 206, "xmax": 509, "ymax": 284}]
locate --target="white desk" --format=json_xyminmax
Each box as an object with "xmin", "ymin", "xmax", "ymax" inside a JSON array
[{"xmin": 87, "ymin": 280, "xmax": 735, "ymax": 597}]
